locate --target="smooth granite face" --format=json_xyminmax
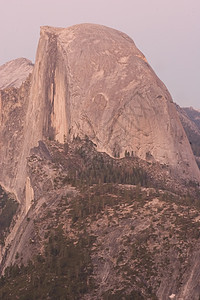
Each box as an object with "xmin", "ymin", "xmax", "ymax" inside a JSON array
[
  {"xmin": 0, "ymin": 24, "xmax": 199, "ymax": 205},
  {"xmin": 0, "ymin": 23, "xmax": 199, "ymax": 206},
  {"xmin": 0, "ymin": 25, "xmax": 200, "ymax": 298},
  {"xmin": 25, "ymin": 24, "xmax": 199, "ymax": 181}
]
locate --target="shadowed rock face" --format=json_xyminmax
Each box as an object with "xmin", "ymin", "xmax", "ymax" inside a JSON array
[{"xmin": 26, "ymin": 23, "xmax": 199, "ymax": 181}]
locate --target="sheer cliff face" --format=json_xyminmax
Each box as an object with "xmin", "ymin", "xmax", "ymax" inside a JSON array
[
  {"xmin": 0, "ymin": 77, "xmax": 31, "ymax": 200},
  {"xmin": 27, "ymin": 24, "xmax": 199, "ymax": 181},
  {"xmin": 1, "ymin": 24, "xmax": 200, "ymax": 297},
  {"xmin": 0, "ymin": 24, "xmax": 199, "ymax": 202},
  {"xmin": 0, "ymin": 58, "xmax": 33, "ymax": 201}
]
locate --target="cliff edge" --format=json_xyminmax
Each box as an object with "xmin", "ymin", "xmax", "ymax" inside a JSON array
[
  {"xmin": 26, "ymin": 24, "xmax": 200, "ymax": 182},
  {"xmin": 0, "ymin": 23, "xmax": 199, "ymax": 205}
]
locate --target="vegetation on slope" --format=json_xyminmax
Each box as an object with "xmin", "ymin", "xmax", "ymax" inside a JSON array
[
  {"xmin": 0, "ymin": 228, "xmax": 93, "ymax": 300},
  {"xmin": 0, "ymin": 138, "xmax": 200, "ymax": 299},
  {"xmin": 0, "ymin": 186, "xmax": 18, "ymax": 245}
]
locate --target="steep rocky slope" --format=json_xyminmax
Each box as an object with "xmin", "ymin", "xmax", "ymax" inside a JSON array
[
  {"xmin": 0, "ymin": 24, "xmax": 200, "ymax": 299},
  {"xmin": 26, "ymin": 24, "xmax": 199, "ymax": 182},
  {"xmin": 183, "ymin": 107, "xmax": 200, "ymax": 130},
  {"xmin": 0, "ymin": 139, "xmax": 200, "ymax": 299},
  {"xmin": 0, "ymin": 58, "xmax": 33, "ymax": 90},
  {"xmin": 0, "ymin": 75, "xmax": 32, "ymax": 203},
  {"xmin": 176, "ymin": 105, "xmax": 200, "ymax": 168},
  {"xmin": 0, "ymin": 24, "xmax": 199, "ymax": 206}
]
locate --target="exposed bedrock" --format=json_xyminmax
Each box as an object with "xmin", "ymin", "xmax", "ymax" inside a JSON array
[
  {"xmin": 0, "ymin": 23, "xmax": 199, "ymax": 206},
  {"xmin": 26, "ymin": 24, "xmax": 199, "ymax": 182}
]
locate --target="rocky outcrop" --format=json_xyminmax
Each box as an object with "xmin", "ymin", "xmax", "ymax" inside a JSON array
[
  {"xmin": 1, "ymin": 139, "xmax": 200, "ymax": 299},
  {"xmin": 25, "ymin": 24, "xmax": 200, "ymax": 182},
  {"xmin": 0, "ymin": 58, "xmax": 33, "ymax": 203},
  {"xmin": 0, "ymin": 76, "xmax": 32, "ymax": 201},
  {"xmin": 0, "ymin": 58, "xmax": 33, "ymax": 90},
  {"xmin": 0, "ymin": 77, "xmax": 32, "ymax": 270},
  {"xmin": 1, "ymin": 24, "xmax": 200, "ymax": 299},
  {"xmin": 0, "ymin": 24, "xmax": 199, "ymax": 205}
]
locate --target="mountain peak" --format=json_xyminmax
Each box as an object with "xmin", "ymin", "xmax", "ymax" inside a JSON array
[
  {"xmin": 0, "ymin": 58, "xmax": 33, "ymax": 90},
  {"xmin": 1, "ymin": 24, "xmax": 200, "ymax": 298},
  {"xmin": 28, "ymin": 24, "xmax": 200, "ymax": 181},
  {"xmin": 0, "ymin": 24, "xmax": 199, "ymax": 207}
]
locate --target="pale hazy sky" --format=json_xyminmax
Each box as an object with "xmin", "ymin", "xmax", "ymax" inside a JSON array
[{"xmin": 1, "ymin": 0, "xmax": 200, "ymax": 108}]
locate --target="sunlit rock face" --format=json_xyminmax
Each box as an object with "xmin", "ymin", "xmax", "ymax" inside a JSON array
[
  {"xmin": 0, "ymin": 76, "xmax": 32, "ymax": 202},
  {"xmin": 0, "ymin": 58, "xmax": 33, "ymax": 202},
  {"xmin": 0, "ymin": 23, "xmax": 199, "ymax": 204},
  {"xmin": 27, "ymin": 23, "xmax": 199, "ymax": 181},
  {"xmin": 0, "ymin": 23, "xmax": 200, "ymax": 290}
]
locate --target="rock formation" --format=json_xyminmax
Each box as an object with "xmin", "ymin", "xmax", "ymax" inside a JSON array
[
  {"xmin": 176, "ymin": 105, "xmax": 200, "ymax": 169},
  {"xmin": 181, "ymin": 106, "xmax": 200, "ymax": 132},
  {"xmin": 0, "ymin": 23, "xmax": 199, "ymax": 206},
  {"xmin": 176, "ymin": 105, "xmax": 200, "ymax": 137},
  {"xmin": 0, "ymin": 23, "xmax": 199, "ymax": 204},
  {"xmin": 1, "ymin": 24, "xmax": 200, "ymax": 299},
  {"xmin": 0, "ymin": 58, "xmax": 33, "ymax": 89},
  {"xmin": 24, "ymin": 24, "xmax": 200, "ymax": 183}
]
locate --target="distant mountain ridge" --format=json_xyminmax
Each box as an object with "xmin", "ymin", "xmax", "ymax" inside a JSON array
[
  {"xmin": 0, "ymin": 58, "xmax": 33, "ymax": 90},
  {"xmin": 183, "ymin": 107, "xmax": 200, "ymax": 130},
  {"xmin": 177, "ymin": 105, "xmax": 200, "ymax": 167}
]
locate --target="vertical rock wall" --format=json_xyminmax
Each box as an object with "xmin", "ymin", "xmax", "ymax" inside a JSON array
[
  {"xmin": 23, "ymin": 24, "xmax": 200, "ymax": 182},
  {"xmin": 0, "ymin": 23, "xmax": 199, "ymax": 206}
]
